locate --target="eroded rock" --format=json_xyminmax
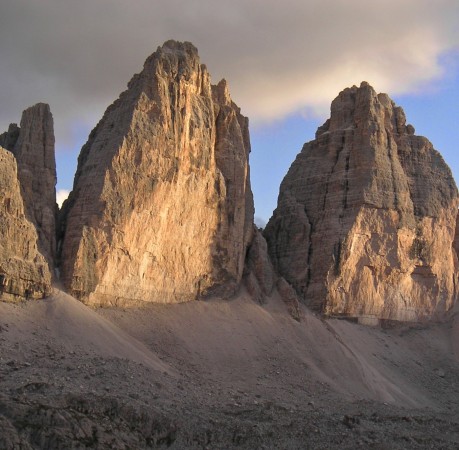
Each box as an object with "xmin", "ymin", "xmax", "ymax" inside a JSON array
[
  {"xmin": 0, "ymin": 104, "xmax": 57, "ymax": 269},
  {"xmin": 265, "ymin": 82, "xmax": 459, "ymax": 323},
  {"xmin": 276, "ymin": 277, "xmax": 303, "ymax": 321},
  {"xmin": 0, "ymin": 147, "xmax": 51, "ymax": 301},
  {"xmin": 60, "ymin": 41, "xmax": 253, "ymax": 306},
  {"xmin": 243, "ymin": 226, "xmax": 275, "ymax": 304}
]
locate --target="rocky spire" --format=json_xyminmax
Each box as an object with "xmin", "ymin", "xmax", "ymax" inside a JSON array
[
  {"xmin": 0, "ymin": 104, "xmax": 57, "ymax": 269},
  {"xmin": 60, "ymin": 40, "xmax": 254, "ymax": 306},
  {"xmin": 265, "ymin": 82, "xmax": 459, "ymax": 323}
]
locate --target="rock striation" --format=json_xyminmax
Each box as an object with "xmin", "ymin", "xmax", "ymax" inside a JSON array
[
  {"xmin": 0, "ymin": 147, "xmax": 51, "ymax": 301},
  {"xmin": 454, "ymin": 214, "xmax": 459, "ymax": 259},
  {"xmin": 60, "ymin": 40, "xmax": 254, "ymax": 306},
  {"xmin": 0, "ymin": 104, "xmax": 57, "ymax": 269},
  {"xmin": 243, "ymin": 226, "xmax": 276, "ymax": 304},
  {"xmin": 265, "ymin": 82, "xmax": 459, "ymax": 323}
]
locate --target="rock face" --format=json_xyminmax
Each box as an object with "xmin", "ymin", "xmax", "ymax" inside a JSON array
[
  {"xmin": 0, "ymin": 147, "xmax": 51, "ymax": 301},
  {"xmin": 0, "ymin": 123, "xmax": 20, "ymax": 150},
  {"xmin": 454, "ymin": 214, "xmax": 459, "ymax": 258},
  {"xmin": 0, "ymin": 104, "xmax": 57, "ymax": 269},
  {"xmin": 61, "ymin": 41, "xmax": 254, "ymax": 306},
  {"xmin": 265, "ymin": 82, "xmax": 459, "ymax": 323},
  {"xmin": 276, "ymin": 277, "xmax": 302, "ymax": 322},
  {"xmin": 243, "ymin": 226, "xmax": 276, "ymax": 304}
]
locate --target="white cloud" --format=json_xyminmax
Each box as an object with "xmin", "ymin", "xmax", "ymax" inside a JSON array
[
  {"xmin": 0, "ymin": 0, "xmax": 458, "ymax": 142},
  {"xmin": 56, "ymin": 189, "xmax": 69, "ymax": 208},
  {"xmin": 254, "ymin": 216, "xmax": 267, "ymax": 229}
]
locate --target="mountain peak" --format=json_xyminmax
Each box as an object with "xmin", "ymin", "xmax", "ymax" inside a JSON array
[
  {"xmin": 265, "ymin": 83, "xmax": 458, "ymax": 323},
  {"xmin": 60, "ymin": 41, "xmax": 254, "ymax": 305}
]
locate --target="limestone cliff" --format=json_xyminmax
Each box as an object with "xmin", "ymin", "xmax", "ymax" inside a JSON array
[
  {"xmin": 60, "ymin": 40, "xmax": 254, "ymax": 306},
  {"xmin": 0, "ymin": 147, "xmax": 51, "ymax": 301},
  {"xmin": 265, "ymin": 82, "xmax": 459, "ymax": 323},
  {"xmin": 0, "ymin": 104, "xmax": 57, "ymax": 268}
]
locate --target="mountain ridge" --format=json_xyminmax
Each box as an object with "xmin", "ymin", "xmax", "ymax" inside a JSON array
[{"xmin": 0, "ymin": 42, "xmax": 457, "ymax": 326}]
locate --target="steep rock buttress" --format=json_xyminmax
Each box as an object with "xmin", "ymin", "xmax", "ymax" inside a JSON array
[
  {"xmin": 60, "ymin": 41, "xmax": 254, "ymax": 306},
  {"xmin": 0, "ymin": 103, "xmax": 57, "ymax": 269},
  {"xmin": 265, "ymin": 82, "xmax": 459, "ymax": 323},
  {"xmin": 0, "ymin": 147, "xmax": 51, "ymax": 300},
  {"xmin": 0, "ymin": 104, "xmax": 55, "ymax": 301}
]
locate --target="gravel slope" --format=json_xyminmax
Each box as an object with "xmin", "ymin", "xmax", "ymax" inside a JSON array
[{"xmin": 1, "ymin": 289, "xmax": 458, "ymax": 449}]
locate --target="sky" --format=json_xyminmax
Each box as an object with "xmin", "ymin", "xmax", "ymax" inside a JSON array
[{"xmin": 0, "ymin": 0, "xmax": 458, "ymax": 225}]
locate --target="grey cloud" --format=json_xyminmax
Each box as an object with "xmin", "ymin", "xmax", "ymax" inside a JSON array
[{"xmin": 0, "ymin": 0, "xmax": 458, "ymax": 148}]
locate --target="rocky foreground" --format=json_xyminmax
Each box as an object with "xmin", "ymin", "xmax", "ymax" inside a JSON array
[
  {"xmin": 1, "ymin": 290, "xmax": 459, "ymax": 449},
  {"xmin": 0, "ymin": 103, "xmax": 56, "ymax": 270}
]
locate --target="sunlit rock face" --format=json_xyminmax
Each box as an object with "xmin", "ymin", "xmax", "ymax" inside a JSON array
[
  {"xmin": 265, "ymin": 82, "xmax": 459, "ymax": 323},
  {"xmin": 0, "ymin": 147, "xmax": 51, "ymax": 301},
  {"xmin": 60, "ymin": 40, "xmax": 254, "ymax": 306}
]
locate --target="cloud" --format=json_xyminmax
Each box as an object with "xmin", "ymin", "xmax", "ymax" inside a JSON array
[
  {"xmin": 0, "ymin": 0, "xmax": 458, "ymax": 148},
  {"xmin": 56, "ymin": 189, "xmax": 69, "ymax": 208},
  {"xmin": 254, "ymin": 216, "xmax": 267, "ymax": 229}
]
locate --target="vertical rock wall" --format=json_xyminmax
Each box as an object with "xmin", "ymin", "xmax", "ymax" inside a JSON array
[
  {"xmin": 60, "ymin": 41, "xmax": 254, "ymax": 306},
  {"xmin": 0, "ymin": 104, "xmax": 57, "ymax": 269},
  {"xmin": 0, "ymin": 147, "xmax": 51, "ymax": 301},
  {"xmin": 265, "ymin": 82, "xmax": 458, "ymax": 322}
]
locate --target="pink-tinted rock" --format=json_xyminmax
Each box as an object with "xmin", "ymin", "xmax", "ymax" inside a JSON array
[
  {"xmin": 61, "ymin": 41, "xmax": 254, "ymax": 306},
  {"xmin": 265, "ymin": 82, "xmax": 458, "ymax": 323},
  {"xmin": 0, "ymin": 147, "xmax": 51, "ymax": 301}
]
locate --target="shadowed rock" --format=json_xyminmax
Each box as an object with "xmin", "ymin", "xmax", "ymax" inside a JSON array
[
  {"xmin": 0, "ymin": 104, "xmax": 57, "ymax": 269},
  {"xmin": 244, "ymin": 226, "xmax": 276, "ymax": 304}
]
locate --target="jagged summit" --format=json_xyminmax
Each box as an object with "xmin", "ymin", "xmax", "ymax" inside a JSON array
[
  {"xmin": 316, "ymin": 82, "xmax": 417, "ymax": 138},
  {"xmin": 60, "ymin": 40, "xmax": 254, "ymax": 306},
  {"xmin": 157, "ymin": 39, "xmax": 199, "ymax": 54},
  {"xmin": 265, "ymin": 82, "xmax": 458, "ymax": 324},
  {"xmin": 0, "ymin": 46, "xmax": 457, "ymax": 327}
]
